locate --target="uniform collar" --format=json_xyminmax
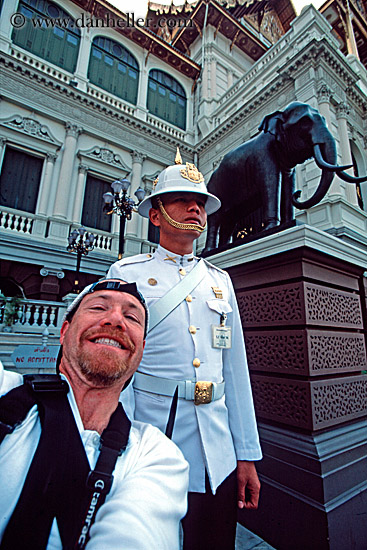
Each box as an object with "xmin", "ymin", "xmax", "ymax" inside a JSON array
[{"xmin": 155, "ymin": 245, "xmax": 196, "ymax": 266}]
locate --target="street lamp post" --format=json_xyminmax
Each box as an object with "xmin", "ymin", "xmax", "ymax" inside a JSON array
[
  {"xmin": 102, "ymin": 178, "xmax": 145, "ymax": 259},
  {"xmin": 67, "ymin": 227, "xmax": 95, "ymax": 293}
]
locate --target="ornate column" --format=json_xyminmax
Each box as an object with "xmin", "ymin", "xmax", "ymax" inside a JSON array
[
  {"xmin": 52, "ymin": 123, "xmax": 82, "ymax": 219},
  {"xmin": 73, "ymin": 31, "xmax": 91, "ymax": 90},
  {"xmin": 37, "ymin": 152, "xmax": 57, "ymax": 216},
  {"xmin": 336, "ymin": 102, "xmax": 358, "ymax": 206},
  {"xmin": 136, "ymin": 64, "xmax": 148, "ymax": 119},
  {"xmin": 317, "ymin": 84, "xmax": 332, "ymax": 128},
  {"xmin": 72, "ymin": 164, "xmax": 88, "ymax": 223},
  {"xmin": 125, "ymin": 151, "xmax": 145, "ymax": 237}
]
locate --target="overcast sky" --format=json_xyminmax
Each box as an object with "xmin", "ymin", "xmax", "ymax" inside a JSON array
[{"xmin": 110, "ymin": 0, "xmax": 326, "ymax": 20}]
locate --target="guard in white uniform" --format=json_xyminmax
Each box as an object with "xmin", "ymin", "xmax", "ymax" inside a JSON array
[{"xmin": 107, "ymin": 150, "xmax": 262, "ymax": 550}]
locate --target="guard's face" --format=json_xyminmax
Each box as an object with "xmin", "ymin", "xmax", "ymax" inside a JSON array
[
  {"xmin": 60, "ymin": 289, "xmax": 145, "ymax": 387},
  {"xmin": 150, "ymin": 192, "xmax": 207, "ymax": 237}
]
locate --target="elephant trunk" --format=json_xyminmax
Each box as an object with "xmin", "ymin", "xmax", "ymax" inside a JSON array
[{"xmin": 292, "ymin": 138, "xmax": 337, "ymax": 209}]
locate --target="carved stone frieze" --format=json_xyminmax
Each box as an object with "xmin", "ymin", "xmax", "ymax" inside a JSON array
[
  {"xmin": 237, "ymin": 284, "xmax": 304, "ymax": 327},
  {"xmin": 309, "ymin": 332, "xmax": 366, "ymax": 372},
  {"xmin": 244, "ymin": 329, "xmax": 366, "ymax": 375},
  {"xmin": 78, "ymin": 147, "xmax": 129, "ymax": 170},
  {"xmin": 0, "ymin": 115, "xmax": 61, "ymax": 145},
  {"xmin": 251, "ymin": 376, "xmax": 310, "ymax": 428},
  {"xmin": 305, "ymin": 284, "xmax": 363, "ymax": 328},
  {"xmin": 237, "ymin": 282, "xmax": 363, "ymax": 328},
  {"xmin": 244, "ymin": 331, "xmax": 307, "ymax": 373},
  {"xmin": 251, "ymin": 374, "xmax": 367, "ymax": 430},
  {"xmin": 311, "ymin": 377, "xmax": 367, "ymax": 428}
]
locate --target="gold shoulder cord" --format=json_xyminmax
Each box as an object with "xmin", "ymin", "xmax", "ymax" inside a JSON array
[{"xmin": 157, "ymin": 197, "xmax": 207, "ymax": 233}]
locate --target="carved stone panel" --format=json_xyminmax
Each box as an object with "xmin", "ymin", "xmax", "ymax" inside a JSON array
[
  {"xmin": 305, "ymin": 283, "xmax": 363, "ymax": 329},
  {"xmin": 251, "ymin": 375, "xmax": 312, "ymax": 429},
  {"xmin": 251, "ymin": 374, "xmax": 367, "ymax": 430},
  {"xmin": 311, "ymin": 376, "xmax": 367, "ymax": 429},
  {"xmin": 237, "ymin": 283, "xmax": 305, "ymax": 327},
  {"xmin": 245, "ymin": 330, "xmax": 308, "ymax": 374},
  {"xmin": 308, "ymin": 331, "xmax": 366, "ymax": 373},
  {"xmin": 237, "ymin": 282, "xmax": 363, "ymax": 329},
  {"xmin": 245, "ymin": 330, "xmax": 367, "ymax": 375}
]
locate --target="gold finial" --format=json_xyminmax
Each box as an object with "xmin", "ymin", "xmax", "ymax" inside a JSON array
[{"xmin": 175, "ymin": 147, "xmax": 182, "ymax": 165}]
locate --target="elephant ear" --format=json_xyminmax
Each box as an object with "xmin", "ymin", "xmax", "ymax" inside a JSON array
[{"xmin": 259, "ymin": 111, "xmax": 283, "ymax": 136}]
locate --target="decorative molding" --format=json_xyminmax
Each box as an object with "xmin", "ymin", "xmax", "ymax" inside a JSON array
[
  {"xmin": 142, "ymin": 171, "xmax": 161, "ymax": 193},
  {"xmin": 65, "ymin": 122, "xmax": 83, "ymax": 138},
  {"xmin": 317, "ymin": 83, "xmax": 332, "ymax": 102},
  {"xmin": 0, "ymin": 115, "xmax": 61, "ymax": 146},
  {"xmin": 40, "ymin": 267, "xmax": 64, "ymax": 279},
  {"xmin": 78, "ymin": 147, "xmax": 130, "ymax": 171},
  {"xmin": 131, "ymin": 151, "xmax": 146, "ymax": 165},
  {"xmin": 46, "ymin": 152, "xmax": 57, "ymax": 163},
  {"xmin": 336, "ymin": 101, "xmax": 350, "ymax": 119},
  {"xmin": 78, "ymin": 163, "xmax": 88, "ymax": 174}
]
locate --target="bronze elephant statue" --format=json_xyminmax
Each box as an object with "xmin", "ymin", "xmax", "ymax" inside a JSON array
[{"xmin": 203, "ymin": 102, "xmax": 366, "ymax": 253}]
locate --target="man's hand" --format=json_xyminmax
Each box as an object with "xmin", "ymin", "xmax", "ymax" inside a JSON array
[{"xmin": 237, "ymin": 460, "xmax": 260, "ymax": 510}]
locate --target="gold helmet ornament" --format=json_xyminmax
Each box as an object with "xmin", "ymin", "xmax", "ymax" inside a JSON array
[{"xmin": 137, "ymin": 148, "xmax": 221, "ymax": 221}]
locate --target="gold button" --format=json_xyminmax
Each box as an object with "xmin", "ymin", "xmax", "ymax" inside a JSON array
[
  {"xmin": 189, "ymin": 325, "xmax": 197, "ymax": 334},
  {"xmin": 179, "ymin": 268, "xmax": 186, "ymax": 276},
  {"xmin": 193, "ymin": 358, "xmax": 200, "ymax": 368},
  {"xmin": 186, "ymin": 295, "xmax": 192, "ymax": 302},
  {"xmin": 148, "ymin": 278, "xmax": 157, "ymax": 286},
  {"xmin": 146, "ymin": 254, "xmax": 152, "ymax": 258}
]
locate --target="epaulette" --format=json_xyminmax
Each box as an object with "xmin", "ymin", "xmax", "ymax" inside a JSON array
[
  {"xmin": 114, "ymin": 253, "xmax": 155, "ymax": 266},
  {"xmin": 201, "ymin": 257, "xmax": 227, "ymax": 275}
]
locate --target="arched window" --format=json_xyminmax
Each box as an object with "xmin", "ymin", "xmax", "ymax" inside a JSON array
[
  {"xmin": 88, "ymin": 37, "xmax": 139, "ymax": 105},
  {"xmin": 147, "ymin": 70, "xmax": 187, "ymax": 130},
  {"xmin": 12, "ymin": 1, "xmax": 80, "ymax": 73}
]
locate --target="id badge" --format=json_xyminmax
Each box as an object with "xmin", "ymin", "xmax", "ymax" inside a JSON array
[{"xmin": 212, "ymin": 325, "xmax": 232, "ymax": 349}]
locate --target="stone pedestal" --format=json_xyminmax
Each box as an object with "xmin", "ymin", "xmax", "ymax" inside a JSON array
[{"xmin": 207, "ymin": 225, "xmax": 367, "ymax": 550}]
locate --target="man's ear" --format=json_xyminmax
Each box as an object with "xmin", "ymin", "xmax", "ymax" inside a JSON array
[
  {"xmin": 60, "ymin": 320, "xmax": 70, "ymax": 345},
  {"xmin": 149, "ymin": 207, "xmax": 161, "ymax": 227}
]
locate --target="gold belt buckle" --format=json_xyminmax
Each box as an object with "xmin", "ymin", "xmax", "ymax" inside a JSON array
[{"xmin": 194, "ymin": 381, "xmax": 213, "ymax": 405}]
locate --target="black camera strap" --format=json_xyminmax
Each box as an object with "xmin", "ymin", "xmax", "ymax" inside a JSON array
[{"xmin": 0, "ymin": 375, "xmax": 131, "ymax": 550}]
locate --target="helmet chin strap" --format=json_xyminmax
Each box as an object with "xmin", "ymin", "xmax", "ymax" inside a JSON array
[{"xmin": 157, "ymin": 198, "xmax": 207, "ymax": 233}]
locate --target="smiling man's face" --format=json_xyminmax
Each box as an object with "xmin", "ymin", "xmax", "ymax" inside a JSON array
[{"xmin": 59, "ymin": 285, "xmax": 146, "ymax": 388}]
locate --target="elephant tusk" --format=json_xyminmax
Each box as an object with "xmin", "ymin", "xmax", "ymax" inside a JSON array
[
  {"xmin": 313, "ymin": 144, "xmax": 353, "ymax": 172},
  {"xmin": 337, "ymin": 170, "xmax": 367, "ymax": 184}
]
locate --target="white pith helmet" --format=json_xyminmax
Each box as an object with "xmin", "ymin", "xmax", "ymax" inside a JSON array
[{"xmin": 138, "ymin": 148, "xmax": 221, "ymax": 218}]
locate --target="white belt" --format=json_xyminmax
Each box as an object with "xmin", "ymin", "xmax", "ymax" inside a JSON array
[{"xmin": 134, "ymin": 372, "xmax": 225, "ymax": 405}]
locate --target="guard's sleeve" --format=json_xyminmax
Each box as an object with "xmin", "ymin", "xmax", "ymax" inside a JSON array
[
  {"xmin": 87, "ymin": 424, "xmax": 189, "ymax": 550},
  {"xmin": 222, "ymin": 274, "xmax": 262, "ymax": 461}
]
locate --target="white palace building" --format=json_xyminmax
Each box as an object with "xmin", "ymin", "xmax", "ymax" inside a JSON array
[{"xmin": 0, "ymin": 0, "xmax": 366, "ymax": 359}]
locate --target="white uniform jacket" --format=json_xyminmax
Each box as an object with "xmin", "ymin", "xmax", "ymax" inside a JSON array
[
  {"xmin": 0, "ymin": 363, "xmax": 189, "ymax": 549},
  {"xmin": 108, "ymin": 245, "xmax": 262, "ymax": 493}
]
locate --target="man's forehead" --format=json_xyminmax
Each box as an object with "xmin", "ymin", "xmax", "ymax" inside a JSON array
[{"xmin": 82, "ymin": 289, "xmax": 144, "ymax": 310}]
